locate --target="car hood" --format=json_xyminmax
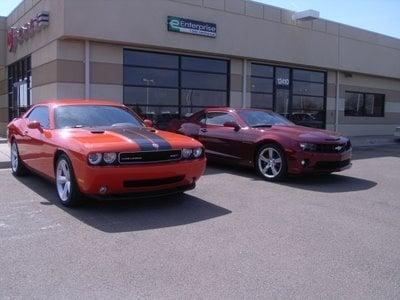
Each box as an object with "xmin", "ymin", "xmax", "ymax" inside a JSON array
[
  {"xmin": 55, "ymin": 125, "xmax": 202, "ymax": 152},
  {"xmin": 262, "ymin": 125, "xmax": 349, "ymax": 143}
]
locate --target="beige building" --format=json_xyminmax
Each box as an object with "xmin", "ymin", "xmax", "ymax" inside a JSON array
[{"xmin": 0, "ymin": 0, "xmax": 399, "ymax": 136}]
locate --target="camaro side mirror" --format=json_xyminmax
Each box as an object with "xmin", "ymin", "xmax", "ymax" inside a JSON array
[
  {"xmin": 143, "ymin": 119, "xmax": 154, "ymax": 128},
  {"xmin": 27, "ymin": 121, "xmax": 42, "ymax": 130},
  {"xmin": 223, "ymin": 121, "xmax": 240, "ymax": 132}
]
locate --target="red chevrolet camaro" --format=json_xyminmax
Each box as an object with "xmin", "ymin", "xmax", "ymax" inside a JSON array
[
  {"xmin": 7, "ymin": 100, "xmax": 206, "ymax": 206},
  {"xmin": 168, "ymin": 108, "xmax": 352, "ymax": 181}
]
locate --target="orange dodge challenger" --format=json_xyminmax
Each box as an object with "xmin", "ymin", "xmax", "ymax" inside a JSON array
[{"xmin": 7, "ymin": 100, "xmax": 206, "ymax": 207}]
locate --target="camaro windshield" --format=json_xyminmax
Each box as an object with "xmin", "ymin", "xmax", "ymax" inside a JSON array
[
  {"xmin": 238, "ymin": 110, "xmax": 294, "ymax": 127},
  {"xmin": 55, "ymin": 105, "xmax": 143, "ymax": 129}
]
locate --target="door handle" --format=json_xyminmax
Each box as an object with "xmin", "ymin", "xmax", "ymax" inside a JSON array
[
  {"xmin": 200, "ymin": 128, "xmax": 208, "ymax": 133},
  {"xmin": 24, "ymin": 130, "xmax": 28, "ymax": 135}
]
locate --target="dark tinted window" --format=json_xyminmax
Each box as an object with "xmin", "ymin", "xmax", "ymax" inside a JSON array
[
  {"xmin": 55, "ymin": 105, "xmax": 143, "ymax": 129},
  {"xmin": 293, "ymin": 82, "xmax": 324, "ymax": 97},
  {"xmin": 345, "ymin": 92, "xmax": 384, "ymax": 117},
  {"xmin": 206, "ymin": 112, "xmax": 236, "ymax": 126},
  {"xmin": 27, "ymin": 106, "xmax": 49, "ymax": 128},
  {"xmin": 124, "ymin": 67, "xmax": 178, "ymax": 87},
  {"xmin": 124, "ymin": 87, "xmax": 179, "ymax": 106},
  {"xmin": 251, "ymin": 64, "xmax": 273, "ymax": 78},
  {"xmin": 292, "ymin": 96, "xmax": 324, "ymax": 111},
  {"xmin": 293, "ymin": 69, "xmax": 324, "ymax": 83},
  {"xmin": 124, "ymin": 50, "xmax": 178, "ymax": 68},
  {"xmin": 251, "ymin": 93, "xmax": 273, "ymax": 109},
  {"xmin": 251, "ymin": 77, "xmax": 273, "ymax": 93},
  {"xmin": 181, "ymin": 57, "xmax": 227, "ymax": 73},
  {"xmin": 181, "ymin": 71, "xmax": 227, "ymax": 90},
  {"xmin": 181, "ymin": 90, "xmax": 227, "ymax": 107}
]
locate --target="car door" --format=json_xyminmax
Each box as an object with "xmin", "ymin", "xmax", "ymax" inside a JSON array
[
  {"xmin": 199, "ymin": 112, "xmax": 244, "ymax": 161},
  {"xmin": 22, "ymin": 106, "xmax": 51, "ymax": 173}
]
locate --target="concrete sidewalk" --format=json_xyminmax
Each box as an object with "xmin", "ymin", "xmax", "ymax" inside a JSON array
[{"xmin": 0, "ymin": 141, "xmax": 10, "ymax": 169}]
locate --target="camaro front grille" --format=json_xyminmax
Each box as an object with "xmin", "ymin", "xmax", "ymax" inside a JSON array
[
  {"xmin": 118, "ymin": 150, "xmax": 182, "ymax": 164},
  {"xmin": 315, "ymin": 141, "xmax": 352, "ymax": 153},
  {"xmin": 315, "ymin": 159, "xmax": 351, "ymax": 170},
  {"xmin": 123, "ymin": 176, "xmax": 185, "ymax": 188}
]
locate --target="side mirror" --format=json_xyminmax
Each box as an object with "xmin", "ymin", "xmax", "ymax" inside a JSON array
[
  {"xmin": 223, "ymin": 121, "xmax": 240, "ymax": 132},
  {"xmin": 143, "ymin": 119, "xmax": 154, "ymax": 128},
  {"xmin": 27, "ymin": 121, "xmax": 42, "ymax": 130}
]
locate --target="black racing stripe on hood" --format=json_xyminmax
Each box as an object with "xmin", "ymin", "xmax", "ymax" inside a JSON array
[{"xmin": 102, "ymin": 126, "xmax": 172, "ymax": 151}]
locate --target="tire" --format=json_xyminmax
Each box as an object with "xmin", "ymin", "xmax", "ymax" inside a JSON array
[
  {"xmin": 256, "ymin": 143, "xmax": 287, "ymax": 181},
  {"xmin": 10, "ymin": 140, "xmax": 27, "ymax": 177},
  {"xmin": 55, "ymin": 154, "xmax": 81, "ymax": 207}
]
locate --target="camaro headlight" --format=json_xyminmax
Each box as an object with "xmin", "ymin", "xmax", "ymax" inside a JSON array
[
  {"xmin": 182, "ymin": 148, "xmax": 193, "ymax": 159},
  {"xmin": 192, "ymin": 147, "xmax": 203, "ymax": 158},
  {"xmin": 299, "ymin": 143, "xmax": 317, "ymax": 152},
  {"xmin": 88, "ymin": 153, "xmax": 102, "ymax": 165},
  {"xmin": 103, "ymin": 152, "xmax": 117, "ymax": 164}
]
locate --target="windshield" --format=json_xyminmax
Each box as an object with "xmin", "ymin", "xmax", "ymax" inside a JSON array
[
  {"xmin": 55, "ymin": 105, "xmax": 143, "ymax": 129},
  {"xmin": 238, "ymin": 110, "xmax": 294, "ymax": 127}
]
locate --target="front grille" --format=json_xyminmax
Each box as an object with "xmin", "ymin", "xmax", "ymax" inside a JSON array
[
  {"xmin": 315, "ymin": 159, "xmax": 351, "ymax": 170},
  {"xmin": 315, "ymin": 141, "xmax": 352, "ymax": 153},
  {"xmin": 118, "ymin": 150, "xmax": 182, "ymax": 164},
  {"xmin": 123, "ymin": 176, "xmax": 185, "ymax": 188}
]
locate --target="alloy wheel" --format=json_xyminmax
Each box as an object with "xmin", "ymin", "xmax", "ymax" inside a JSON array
[
  {"xmin": 56, "ymin": 159, "xmax": 71, "ymax": 202},
  {"xmin": 11, "ymin": 142, "xmax": 19, "ymax": 172},
  {"xmin": 258, "ymin": 147, "xmax": 283, "ymax": 179}
]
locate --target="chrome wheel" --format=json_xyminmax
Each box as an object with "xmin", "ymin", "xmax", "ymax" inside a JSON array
[
  {"xmin": 11, "ymin": 142, "xmax": 18, "ymax": 172},
  {"xmin": 56, "ymin": 159, "xmax": 71, "ymax": 202},
  {"xmin": 258, "ymin": 147, "xmax": 283, "ymax": 179}
]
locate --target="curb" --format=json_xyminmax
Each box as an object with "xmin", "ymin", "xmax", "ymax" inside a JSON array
[{"xmin": 0, "ymin": 161, "xmax": 10, "ymax": 169}]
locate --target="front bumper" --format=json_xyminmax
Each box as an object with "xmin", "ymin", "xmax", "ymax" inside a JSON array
[
  {"xmin": 286, "ymin": 149, "xmax": 352, "ymax": 174},
  {"xmin": 73, "ymin": 158, "xmax": 206, "ymax": 196}
]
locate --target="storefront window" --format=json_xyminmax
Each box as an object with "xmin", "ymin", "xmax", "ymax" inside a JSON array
[
  {"xmin": 251, "ymin": 63, "xmax": 326, "ymax": 128},
  {"xmin": 123, "ymin": 50, "xmax": 229, "ymax": 129},
  {"xmin": 8, "ymin": 56, "xmax": 32, "ymax": 120},
  {"xmin": 345, "ymin": 92, "xmax": 385, "ymax": 117}
]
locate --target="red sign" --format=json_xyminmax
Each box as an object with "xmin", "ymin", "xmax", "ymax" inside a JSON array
[{"xmin": 7, "ymin": 11, "xmax": 49, "ymax": 53}]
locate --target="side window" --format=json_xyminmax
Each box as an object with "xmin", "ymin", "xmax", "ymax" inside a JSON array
[
  {"xmin": 27, "ymin": 106, "xmax": 50, "ymax": 129},
  {"xmin": 196, "ymin": 114, "xmax": 206, "ymax": 124},
  {"xmin": 206, "ymin": 112, "xmax": 236, "ymax": 126}
]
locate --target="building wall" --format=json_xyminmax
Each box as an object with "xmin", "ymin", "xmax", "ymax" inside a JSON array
[
  {"xmin": 62, "ymin": 0, "xmax": 400, "ymax": 79},
  {"xmin": 2, "ymin": 0, "xmax": 400, "ymax": 137},
  {"xmin": 0, "ymin": 17, "xmax": 7, "ymax": 136}
]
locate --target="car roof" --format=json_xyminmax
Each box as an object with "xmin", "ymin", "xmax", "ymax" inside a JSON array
[{"xmin": 36, "ymin": 99, "xmax": 125, "ymax": 107}]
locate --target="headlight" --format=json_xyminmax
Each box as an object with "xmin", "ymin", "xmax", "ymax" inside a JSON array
[
  {"xmin": 192, "ymin": 147, "xmax": 203, "ymax": 158},
  {"xmin": 182, "ymin": 148, "xmax": 193, "ymax": 159},
  {"xmin": 88, "ymin": 153, "xmax": 102, "ymax": 165},
  {"xmin": 299, "ymin": 143, "xmax": 317, "ymax": 152},
  {"xmin": 103, "ymin": 152, "xmax": 117, "ymax": 164}
]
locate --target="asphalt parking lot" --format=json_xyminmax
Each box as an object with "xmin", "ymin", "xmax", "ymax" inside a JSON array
[{"xmin": 1, "ymin": 145, "xmax": 400, "ymax": 299}]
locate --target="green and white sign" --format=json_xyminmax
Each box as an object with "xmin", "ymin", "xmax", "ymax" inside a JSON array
[{"xmin": 167, "ymin": 16, "xmax": 217, "ymax": 38}]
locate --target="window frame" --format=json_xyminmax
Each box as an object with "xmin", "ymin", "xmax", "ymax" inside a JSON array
[
  {"xmin": 344, "ymin": 91, "xmax": 385, "ymax": 117},
  {"xmin": 123, "ymin": 49, "xmax": 230, "ymax": 119},
  {"xmin": 25, "ymin": 105, "xmax": 50, "ymax": 129},
  {"xmin": 205, "ymin": 111, "xmax": 237, "ymax": 127},
  {"xmin": 250, "ymin": 63, "xmax": 327, "ymax": 129}
]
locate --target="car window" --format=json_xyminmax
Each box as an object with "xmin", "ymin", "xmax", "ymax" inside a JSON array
[
  {"xmin": 54, "ymin": 105, "xmax": 143, "ymax": 129},
  {"xmin": 206, "ymin": 112, "xmax": 236, "ymax": 126},
  {"xmin": 238, "ymin": 110, "xmax": 293, "ymax": 127},
  {"xmin": 26, "ymin": 106, "xmax": 50, "ymax": 129},
  {"xmin": 197, "ymin": 114, "xmax": 206, "ymax": 124}
]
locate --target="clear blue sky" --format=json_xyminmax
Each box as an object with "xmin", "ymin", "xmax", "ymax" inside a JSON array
[{"xmin": 1, "ymin": 0, "xmax": 399, "ymax": 38}]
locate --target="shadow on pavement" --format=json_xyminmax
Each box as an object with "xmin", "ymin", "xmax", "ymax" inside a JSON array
[
  {"xmin": 15, "ymin": 175, "xmax": 231, "ymax": 233},
  {"xmin": 205, "ymin": 162, "xmax": 377, "ymax": 193},
  {"xmin": 352, "ymin": 144, "xmax": 400, "ymax": 160}
]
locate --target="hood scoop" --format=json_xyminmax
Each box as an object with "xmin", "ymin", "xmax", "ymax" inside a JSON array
[
  {"xmin": 90, "ymin": 130, "xmax": 105, "ymax": 134},
  {"xmin": 325, "ymin": 137, "xmax": 340, "ymax": 141}
]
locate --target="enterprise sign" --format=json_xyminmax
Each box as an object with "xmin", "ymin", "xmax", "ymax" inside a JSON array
[{"xmin": 167, "ymin": 16, "xmax": 216, "ymax": 38}]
